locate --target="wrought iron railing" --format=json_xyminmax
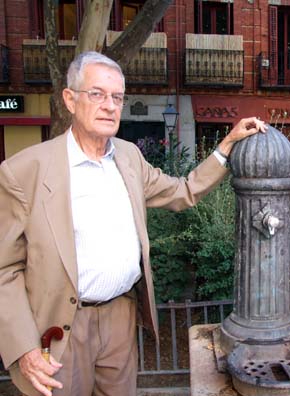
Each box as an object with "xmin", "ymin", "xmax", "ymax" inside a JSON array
[
  {"xmin": 185, "ymin": 48, "xmax": 243, "ymax": 87},
  {"xmin": 22, "ymin": 40, "xmax": 76, "ymax": 83},
  {"xmin": 138, "ymin": 299, "xmax": 233, "ymax": 376},
  {"xmin": 0, "ymin": 45, "xmax": 9, "ymax": 83},
  {"xmin": 123, "ymin": 48, "xmax": 168, "ymax": 85},
  {"xmin": 259, "ymin": 51, "xmax": 290, "ymax": 89},
  {"xmin": 23, "ymin": 39, "xmax": 167, "ymax": 85},
  {"xmin": 106, "ymin": 31, "xmax": 168, "ymax": 85}
]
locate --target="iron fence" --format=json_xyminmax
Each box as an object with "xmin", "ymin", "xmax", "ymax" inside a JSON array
[
  {"xmin": 22, "ymin": 42, "xmax": 75, "ymax": 83},
  {"xmin": 22, "ymin": 42, "xmax": 167, "ymax": 85},
  {"xmin": 138, "ymin": 299, "xmax": 233, "ymax": 376},
  {"xmin": 185, "ymin": 48, "xmax": 243, "ymax": 87},
  {"xmin": 124, "ymin": 48, "xmax": 168, "ymax": 85}
]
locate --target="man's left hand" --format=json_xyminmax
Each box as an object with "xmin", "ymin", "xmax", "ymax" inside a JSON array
[{"xmin": 218, "ymin": 116, "xmax": 267, "ymax": 157}]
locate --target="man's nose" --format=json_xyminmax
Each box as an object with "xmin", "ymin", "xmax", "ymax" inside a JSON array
[{"xmin": 101, "ymin": 94, "xmax": 116, "ymax": 109}]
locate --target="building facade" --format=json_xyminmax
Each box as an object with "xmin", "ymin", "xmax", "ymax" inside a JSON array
[{"xmin": 0, "ymin": 0, "xmax": 290, "ymax": 161}]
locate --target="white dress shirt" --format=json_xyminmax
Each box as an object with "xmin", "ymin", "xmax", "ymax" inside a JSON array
[{"xmin": 67, "ymin": 130, "xmax": 141, "ymax": 302}]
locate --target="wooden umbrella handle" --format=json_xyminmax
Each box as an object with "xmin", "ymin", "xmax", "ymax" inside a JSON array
[{"xmin": 41, "ymin": 327, "xmax": 64, "ymax": 392}]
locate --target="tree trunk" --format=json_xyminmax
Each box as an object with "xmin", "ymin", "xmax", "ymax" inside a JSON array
[
  {"xmin": 104, "ymin": 0, "xmax": 173, "ymax": 66},
  {"xmin": 50, "ymin": 87, "xmax": 72, "ymax": 138},
  {"xmin": 76, "ymin": 0, "xmax": 114, "ymax": 54},
  {"xmin": 44, "ymin": 0, "xmax": 71, "ymax": 138}
]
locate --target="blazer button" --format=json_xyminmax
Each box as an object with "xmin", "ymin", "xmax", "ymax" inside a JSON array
[
  {"xmin": 70, "ymin": 297, "xmax": 77, "ymax": 304},
  {"xmin": 63, "ymin": 325, "xmax": 71, "ymax": 331}
]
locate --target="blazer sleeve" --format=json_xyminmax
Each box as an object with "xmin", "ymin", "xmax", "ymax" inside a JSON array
[
  {"xmin": 0, "ymin": 161, "xmax": 40, "ymax": 368},
  {"xmin": 139, "ymin": 149, "xmax": 229, "ymax": 211}
]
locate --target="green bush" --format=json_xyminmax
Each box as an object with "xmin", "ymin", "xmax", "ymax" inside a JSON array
[
  {"xmin": 147, "ymin": 209, "xmax": 194, "ymax": 303},
  {"xmin": 188, "ymin": 176, "xmax": 235, "ymax": 300},
  {"xmin": 137, "ymin": 137, "xmax": 235, "ymax": 302}
]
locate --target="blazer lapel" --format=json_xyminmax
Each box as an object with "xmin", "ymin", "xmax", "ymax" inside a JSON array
[
  {"xmin": 42, "ymin": 133, "xmax": 78, "ymax": 292},
  {"xmin": 114, "ymin": 147, "xmax": 146, "ymax": 248}
]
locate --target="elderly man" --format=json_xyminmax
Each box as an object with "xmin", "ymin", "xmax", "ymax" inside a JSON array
[{"xmin": 0, "ymin": 51, "xmax": 266, "ymax": 396}]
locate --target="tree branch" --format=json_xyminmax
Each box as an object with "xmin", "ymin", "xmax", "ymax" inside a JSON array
[
  {"xmin": 104, "ymin": 0, "xmax": 173, "ymax": 66},
  {"xmin": 76, "ymin": 0, "xmax": 113, "ymax": 55}
]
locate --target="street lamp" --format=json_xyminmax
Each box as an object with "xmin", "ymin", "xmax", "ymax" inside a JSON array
[{"xmin": 162, "ymin": 103, "xmax": 179, "ymax": 174}]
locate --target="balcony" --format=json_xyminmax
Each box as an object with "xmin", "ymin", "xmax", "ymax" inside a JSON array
[
  {"xmin": 22, "ymin": 39, "xmax": 76, "ymax": 83},
  {"xmin": 0, "ymin": 45, "xmax": 9, "ymax": 83},
  {"xmin": 259, "ymin": 52, "xmax": 290, "ymax": 90},
  {"xmin": 185, "ymin": 34, "xmax": 244, "ymax": 88},
  {"xmin": 106, "ymin": 31, "xmax": 168, "ymax": 85}
]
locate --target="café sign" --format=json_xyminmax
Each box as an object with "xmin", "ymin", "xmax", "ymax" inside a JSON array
[{"xmin": 0, "ymin": 96, "xmax": 24, "ymax": 113}]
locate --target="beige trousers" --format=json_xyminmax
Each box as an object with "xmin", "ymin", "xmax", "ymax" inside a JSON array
[{"xmin": 51, "ymin": 294, "xmax": 138, "ymax": 396}]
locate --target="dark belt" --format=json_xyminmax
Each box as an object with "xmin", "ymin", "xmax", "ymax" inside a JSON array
[{"xmin": 78, "ymin": 288, "xmax": 136, "ymax": 309}]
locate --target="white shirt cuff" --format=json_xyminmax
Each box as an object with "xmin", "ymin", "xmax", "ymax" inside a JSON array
[{"xmin": 213, "ymin": 150, "xmax": 227, "ymax": 166}]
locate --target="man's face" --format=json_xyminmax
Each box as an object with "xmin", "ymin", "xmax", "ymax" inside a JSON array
[{"xmin": 65, "ymin": 63, "xmax": 125, "ymax": 139}]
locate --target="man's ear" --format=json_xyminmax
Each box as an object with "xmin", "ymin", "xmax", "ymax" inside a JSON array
[{"xmin": 63, "ymin": 88, "xmax": 76, "ymax": 114}]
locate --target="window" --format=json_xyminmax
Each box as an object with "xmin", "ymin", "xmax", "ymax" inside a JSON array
[
  {"xmin": 32, "ymin": 0, "xmax": 78, "ymax": 40},
  {"xmin": 277, "ymin": 6, "xmax": 290, "ymax": 84},
  {"xmin": 56, "ymin": 0, "xmax": 77, "ymax": 40},
  {"xmin": 196, "ymin": 123, "xmax": 232, "ymax": 153},
  {"xmin": 110, "ymin": 0, "xmax": 164, "ymax": 31},
  {"xmin": 194, "ymin": 0, "xmax": 233, "ymax": 35},
  {"xmin": 118, "ymin": 121, "xmax": 164, "ymax": 144},
  {"xmin": 123, "ymin": 3, "xmax": 141, "ymax": 28}
]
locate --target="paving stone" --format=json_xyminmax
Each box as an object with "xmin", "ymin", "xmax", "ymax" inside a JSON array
[{"xmin": 189, "ymin": 324, "xmax": 238, "ymax": 396}]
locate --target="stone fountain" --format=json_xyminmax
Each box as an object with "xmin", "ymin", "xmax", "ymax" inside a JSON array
[{"xmin": 220, "ymin": 125, "xmax": 290, "ymax": 395}]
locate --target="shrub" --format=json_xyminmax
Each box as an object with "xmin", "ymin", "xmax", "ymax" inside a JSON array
[
  {"xmin": 137, "ymin": 136, "xmax": 235, "ymax": 302},
  {"xmin": 188, "ymin": 176, "xmax": 235, "ymax": 300},
  {"xmin": 147, "ymin": 208, "xmax": 194, "ymax": 303}
]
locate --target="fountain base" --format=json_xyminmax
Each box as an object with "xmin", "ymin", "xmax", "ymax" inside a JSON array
[{"xmin": 228, "ymin": 341, "xmax": 290, "ymax": 396}]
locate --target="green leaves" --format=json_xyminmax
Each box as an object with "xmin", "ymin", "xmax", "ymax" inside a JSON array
[
  {"xmin": 147, "ymin": 178, "xmax": 235, "ymax": 303},
  {"xmin": 189, "ymin": 177, "xmax": 235, "ymax": 300},
  {"xmin": 142, "ymin": 138, "xmax": 235, "ymax": 302}
]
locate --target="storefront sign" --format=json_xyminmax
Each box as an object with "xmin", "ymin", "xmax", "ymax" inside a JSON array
[
  {"xmin": 196, "ymin": 106, "xmax": 238, "ymax": 118},
  {"xmin": 0, "ymin": 96, "xmax": 24, "ymax": 113}
]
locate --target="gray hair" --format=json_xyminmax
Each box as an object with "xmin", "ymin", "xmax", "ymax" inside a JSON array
[{"xmin": 66, "ymin": 51, "xmax": 125, "ymax": 90}]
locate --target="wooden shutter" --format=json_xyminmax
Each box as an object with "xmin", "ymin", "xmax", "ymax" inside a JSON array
[
  {"xmin": 198, "ymin": 0, "xmax": 203, "ymax": 34},
  {"xmin": 269, "ymin": 5, "xmax": 278, "ymax": 85}
]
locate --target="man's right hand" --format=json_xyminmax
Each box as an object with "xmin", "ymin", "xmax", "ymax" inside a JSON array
[{"xmin": 18, "ymin": 348, "xmax": 63, "ymax": 396}]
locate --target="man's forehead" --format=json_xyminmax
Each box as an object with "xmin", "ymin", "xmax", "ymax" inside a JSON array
[{"xmin": 83, "ymin": 63, "xmax": 124, "ymax": 86}]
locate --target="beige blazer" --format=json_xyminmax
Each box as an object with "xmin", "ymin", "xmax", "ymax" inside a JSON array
[{"xmin": 0, "ymin": 131, "xmax": 227, "ymax": 395}]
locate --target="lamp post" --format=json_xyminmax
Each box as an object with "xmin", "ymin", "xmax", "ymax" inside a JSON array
[{"xmin": 162, "ymin": 104, "xmax": 179, "ymax": 175}]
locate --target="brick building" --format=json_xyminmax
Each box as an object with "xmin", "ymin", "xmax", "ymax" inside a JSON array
[{"xmin": 0, "ymin": 0, "xmax": 290, "ymax": 161}]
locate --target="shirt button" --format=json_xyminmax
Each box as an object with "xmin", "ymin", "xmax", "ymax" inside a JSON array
[
  {"xmin": 70, "ymin": 297, "xmax": 77, "ymax": 304},
  {"xmin": 63, "ymin": 325, "xmax": 71, "ymax": 331}
]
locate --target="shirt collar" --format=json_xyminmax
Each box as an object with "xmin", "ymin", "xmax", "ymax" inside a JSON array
[{"xmin": 67, "ymin": 127, "xmax": 115, "ymax": 167}]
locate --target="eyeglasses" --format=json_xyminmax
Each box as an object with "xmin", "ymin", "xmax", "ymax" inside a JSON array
[{"xmin": 71, "ymin": 89, "xmax": 128, "ymax": 107}]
